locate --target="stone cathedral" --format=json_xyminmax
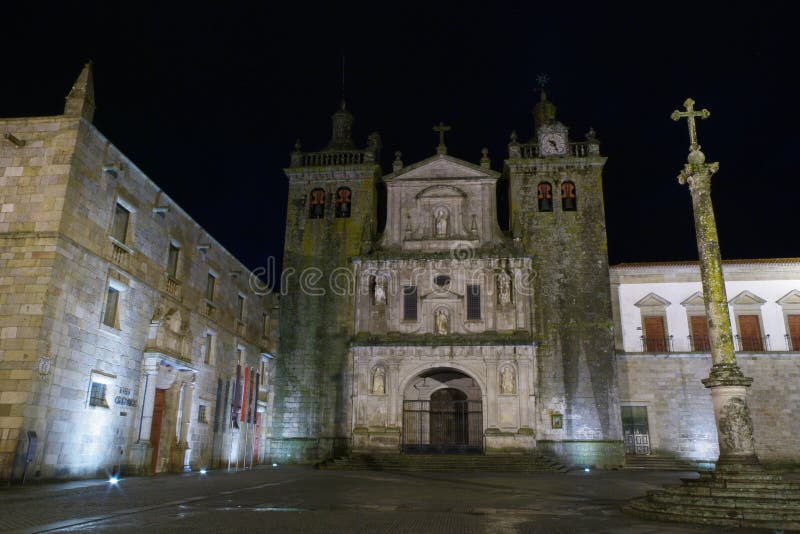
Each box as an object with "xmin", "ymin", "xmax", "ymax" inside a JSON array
[{"xmin": 272, "ymin": 92, "xmax": 624, "ymax": 467}]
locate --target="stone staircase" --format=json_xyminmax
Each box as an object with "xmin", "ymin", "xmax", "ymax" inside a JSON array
[
  {"xmin": 623, "ymin": 455, "xmax": 702, "ymax": 471},
  {"xmin": 625, "ymin": 470, "xmax": 800, "ymax": 529},
  {"xmin": 317, "ymin": 453, "xmax": 569, "ymax": 473}
]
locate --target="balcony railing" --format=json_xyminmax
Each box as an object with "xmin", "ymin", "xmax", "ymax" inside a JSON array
[
  {"xmin": 735, "ymin": 334, "xmax": 769, "ymax": 352},
  {"xmin": 109, "ymin": 237, "xmax": 132, "ymax": 268},
  {"xmin": 640, "ymin": 335, "xmax": 673, "ymax": 352},
  {"xmin": 165, "ymin": 275, "xmax": 181, "ymax": 297},
  {"xmin": 688, "ymin": 335, "xmax": 711, "ymax": 352},
  {"xmin": 292, "ymin": 150, "xmax": 373, "ymax": 167},
  {"xmin": 515, "ymin": 141, "xmax": 600, "ymax": 159},
  {"xmin": 786, "ymin": 334, "xmax": 800, "ymax": 352}
]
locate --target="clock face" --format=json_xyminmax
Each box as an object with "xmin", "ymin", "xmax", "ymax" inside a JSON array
[{"xmin": 540, "ymin": 132, "xmax": 567, "ymax": 156}]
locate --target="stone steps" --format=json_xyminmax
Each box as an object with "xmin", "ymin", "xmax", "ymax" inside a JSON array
[
  {"xmin": 625, "ymin": 470, "xmax": 800, "ymax": 529},
  {"xmin": 318, "ymin": 453, "xmax": 569, "ymax": 473},
  {"xmin": 623, "ymin": 455, "xmax": 698, "ymax": 471}
]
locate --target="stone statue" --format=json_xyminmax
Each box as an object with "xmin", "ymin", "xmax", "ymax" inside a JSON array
[
  {"xmin": 374, "ymin": 276, "xmax": 386, "ymax": 306},
  {"xmin": 372, "ymin": 366, "xmax": 385, "ymax": 395},
  {"xmin": 500, "ymin": 366, "xmax": 515, "ymax": 394},
  {"xmin": 497, "ymin": 270, "xmax": 511, "ymax": 305},
  {"xmin": 435, "ymin": 309, "xmax": 448, "ymax": 335},
  {"xmin": 434, "ymin": 208, "xmax": 448, "ymax": 237}
]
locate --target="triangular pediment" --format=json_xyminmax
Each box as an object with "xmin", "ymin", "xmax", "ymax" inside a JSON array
[
  {"xmin": 729, "ymin": 290, "xmax": 766, "ymax": 306},
  {"xmin": 421, "ymin": 289, "xmax": 462, "ymax": 300},
  {"xmin": 681, "ymin": 291, "xmax": 706, "ymax": 308},
  {"xmin": 634, "ymin": 292, "xmax": 671, "ymax": 308},
  {"xmin": 386, "ymin": 154, "xmax": 500, "ymax": 181},
  {"xmin": 777, "ymin": 289, "xmax": 800, "ymax": 306}
]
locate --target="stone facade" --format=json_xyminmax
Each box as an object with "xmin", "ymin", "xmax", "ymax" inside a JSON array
[
  {"xmin": 0, "ymin": 65, "xmax": 278, "ymax": 481},
  {"xmin": 272, "ymin": 91, "xmax": 624, "ymax": 467},
  {"xmin": 612, "ymin": 260, "xmax": 800, "ymax": 467}
]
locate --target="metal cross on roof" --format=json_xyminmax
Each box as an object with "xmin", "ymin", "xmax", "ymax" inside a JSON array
[
  {"xmin": 433, "ymin": 121, "xmax": 451, "ymax": 155},
  {"xmin": 671, "ymin": 98, "xmax": 710, "ymax": 151}
]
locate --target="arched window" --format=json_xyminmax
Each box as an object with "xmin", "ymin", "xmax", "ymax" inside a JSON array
[
  {"xmin": 561, "ymin": 181, "xmax": 577, "ymax": 211},
  {"xmin": 335, "ymin": 187, "xmax": 351, "ymax": 218},
  {"xmin": 309, "ymin": 188, "xmax": 325, "ymax": 219},
  {"xmin": 537, "ymin": 182, "xmax": 553, "ymax": 212}
]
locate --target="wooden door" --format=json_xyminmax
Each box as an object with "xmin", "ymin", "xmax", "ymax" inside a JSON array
[
  {"xmin": 738, "ymin": 315, "xmax": 763, "ymax": 351},
  {"xmin": 150, "ymin": 388, "xmax": 166, "ymax": 472},
  {"xmin": 788, "ymin": 315, "xmax": 800, "ymax": 350},
  {"xmin": 690, "ymin": 315, "xmax": 710, "ymax": 351},
  {"xmin": 643, "ymin": 316, "xmax": 667, "ymax": 352}
]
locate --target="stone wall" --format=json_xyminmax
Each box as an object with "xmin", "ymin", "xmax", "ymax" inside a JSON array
[{"xmin": 617, "ymin": 352, "xmax": 800, "ymax": 466}]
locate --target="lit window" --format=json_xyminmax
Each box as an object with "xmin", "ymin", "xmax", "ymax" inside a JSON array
[
  {"xmin": 537, "ymin": 182, "xmax": 553, "ymax": 212},
  {"xmin": 111, "ymin": 203, "xmax": 130, "ymax": 242},
  {"xmin": 89, "ymin": 381, "xmax": 108, "ymax": 407},
  {"xmin": 467, "ymin": 284, "xmax": 481, "ymax": 320},
  {"xmin": 335, "ymin": 187, "xmax": 351, "ymax": 218},
  {"xmin": 309, "ymin": 188, "xmax": 325, "ymax": 219},
  {"xmin": 561, "ymin": 181, "xmax": 577, "ymax": 211},
  {"xmin": 167, "ymin": 243, "xmax": 180, "ymax": 278},
  {"xmin": 102, "ymin": 286, "xmax": 120, "ymax": 328},
  {"xmin": 206, "ymin": 273, "xmax": 216, "ymax": 302}
]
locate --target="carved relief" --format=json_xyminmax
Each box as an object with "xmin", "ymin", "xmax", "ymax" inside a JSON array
[
  {"xmin": 718, "ymin": 397, "xmax": 755, "ymax": 452},
  {"xmin": 499, "ymin": 365, "xmax": 516, "ymax": 394},
  {"xmin": 147, "ymin": 306, "xmax": 191, "ymax": 360},
  {"xmin": 497, "ymin": 270, "xmax": 512, "ymax": 305},
  {"xmin": 371, "ymin": 366, "xmax": 386, "ymax": 395}
]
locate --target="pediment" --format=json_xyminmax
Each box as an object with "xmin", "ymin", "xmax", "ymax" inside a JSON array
[
  {"xmin": 421, "ymin": 289, "xmax": 462, "ymax": 300},
  {"xmin": 386, "ymin": 154, "xmax": 500, "ymax": 181},
  {"xmin": 681, "ymin": 291, "xmax": 706, "ymax": 308},
  {"xmin": 729, "ymin": 290, "xmax": 766, "ymax": 306},
  {"xmin": 634, "ymin": 292, "xmax": 671, "ymax": 308},
  {"xmin": 777, "ymin": 289, "xmax": 800, "ymax": 306}
]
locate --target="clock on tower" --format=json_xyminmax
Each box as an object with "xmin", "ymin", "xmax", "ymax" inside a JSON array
[{"xmin": 537, "ymin": 123, "xmax": 569, "ymax": 156}]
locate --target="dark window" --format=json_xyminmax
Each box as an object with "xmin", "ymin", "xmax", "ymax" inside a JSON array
[
  {"xmin": 167, "ymin": 243, "xmax": 180, "ymax": 278},
  {"xmin": 111, "ymin": 203, "xmax": 130, "ymax": 242},
  {"xmin": 206, "ymin": 273, "xmax": 216, "ymax": 301},
  {"xmin": 434, "ymin": 275, "xmax": 451, "ymax": 288},
  {"xmin": 102, "ymin": 286, "xmax": 119, "ymax": 328},
  {"xmin": 537, "ymin": 182, "xmax": 553, "ymax": 212},
  {"xmin": 335, "ymin": 187, "xmax": 351, "ymax": 218},
  {"xmin": 467, "ymin": 284, "xmax": 481, "ymax": 320},
  {"xmin": 204, "ymin": 333, "xmax": 214, "ymax": 364},
  {"xmin": 237, "ymin": 295, "xmax": 246, "ymax": 321},
  {"xmin": 403, "ymin": 286, "xmax": 418, "ymax": 321},
  {"xmin": 309, "ymin": 188, "xmax": 325, "ymax": 218},
  {"xmin": 561, "ymin": 181, "xmax": 577, "ymax": 211},
  {"xmin": 89, "ymin": 381, "xmax": 108, "ymax": 407},
  {"xmin": 198, "ymin": 405, "xmax": 207, "ymax": 423}
]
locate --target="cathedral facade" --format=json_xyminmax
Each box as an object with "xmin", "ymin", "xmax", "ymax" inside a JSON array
[{"xmin": 272, "ymin": 92, "xmax": 624, "ymax": 467}]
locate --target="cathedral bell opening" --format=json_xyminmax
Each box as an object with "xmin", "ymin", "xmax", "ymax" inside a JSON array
[{"xmin": 402, "ymin": 370, "xmax": 483, "ymax": 454}]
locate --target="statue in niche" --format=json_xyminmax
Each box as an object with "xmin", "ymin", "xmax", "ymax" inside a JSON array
[
  {"xmin": 500, "ymin": 366, "xmax": 515, "ymax": 394},
  {"xmin": 434, "ymin": 208, "xmax": 448, "ymax": 237},
  {"xmin": 373, "ymin": 275, "xmax": 386, "ymax": 306},
  {"xmin": 497, "ymin": 270, "xmax": 512, "ymax": 305},
  {"xmin": 435, "ymin": 309, "xmax": 449, "ymax": 335},
  {"xmin": 371, "ymin": 366, "xmax": 385, "ymax": 395}
]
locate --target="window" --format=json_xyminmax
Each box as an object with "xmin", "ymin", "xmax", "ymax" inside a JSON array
[
  {"xmin": 111, "ymin": 203, "xmax": 130, "ymax": 242},
  {"xmin": 788, "ymin": 315, "xmax": 800, "ymax": 351},
  {"xmin": 309, "ymin": 188, "xmax": 325, "ymax": 219},
  {"xmin": 206, "ymin": 273, "xmax": 216, "ymax": 302},
  {"xmin": 737, "ymin": 315, "xmax": 764, "ymax": 351},
  {"xmin": 403, "ymin": 285, "xmax": 418, "ymax": 321},
  {"xmin": 237, "ymin": 295, "xmax": 246, "ymax": 321},
  {"xmin": 198, "ymin": 404, "xmax": 207, "ymax": 423},
  {"xmin": 167, "ymin": 243, "xmax": 180, "ymax": 278},
  {"xmin": 262, "ymin": 312, "xmax": 270, "ymax": 337},
  {"xmin": 537, "ymin": 182, "xmax": 553, "ymax": 212},
  {"xmin": 689, "ymin": 315, "xmax": 711, "ymax": 352},
  {"xmin": 335, "ymin": 187, "xmax": 351, "ymax": 218},
  {"xmin": 561, "ymin": 181, "xmax": 577, "ymax": 211},
  {"xmin": 204, "ymin": 333, "xmax": 214, "ymax": 364},
  {"xmin": 434, "ymin": 275, "xmax": 451, "ymax": 288},
  {"xmin": 102, "ymin": 286, "xmax": 120, "ymax": 328},
  {"xmin": 642, "ymin": 315, "xmax": 667, "ymax": 352},
  {"xmin": 467, "ymin": 284, "xmax": 481, "ymax": 320},
  {"xmin": 89, "ymin": 381, "xmax": 109, "ymax": 407}
]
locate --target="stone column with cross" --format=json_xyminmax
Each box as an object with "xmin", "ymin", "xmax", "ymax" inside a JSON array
[{"xmin": 673, "ymin": 98, "xmax": 760, "ymax": 471}]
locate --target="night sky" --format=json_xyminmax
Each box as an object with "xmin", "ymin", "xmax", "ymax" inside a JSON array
[{"xmin": 2, "ymin": 3, "xmax": 795, "ymax": 272}]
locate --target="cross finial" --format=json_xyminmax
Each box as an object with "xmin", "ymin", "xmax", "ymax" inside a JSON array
[
  {"xmin": 671, "ymin": 98, "xmax": 710, "ymax": 152},
  {"xmin": 433, "ymin": 121, "xmax": 452, "ymax": 155}
]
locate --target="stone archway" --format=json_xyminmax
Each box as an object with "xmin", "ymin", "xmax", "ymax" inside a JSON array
[{"xmin": 402, "ymin": 369, "xmax": 483, "ymax": 453}]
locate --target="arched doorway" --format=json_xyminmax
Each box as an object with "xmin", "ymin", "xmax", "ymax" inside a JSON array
[{"xmin": 402, "ymin": 369, "xmax": 483, "ymax": 453}]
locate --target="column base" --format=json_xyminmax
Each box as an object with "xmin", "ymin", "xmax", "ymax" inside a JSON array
[
  {"xmin": 129, "ymin": 442, "xmax": 153, "ymax": 475},
  {"xmin": 170, "ymin": 443, "xmax": 191, "ymax": 473}
]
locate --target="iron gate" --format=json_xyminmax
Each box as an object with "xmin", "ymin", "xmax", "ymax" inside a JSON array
[
  {"xmin": 621, "ymin": 406, "xmax": 651, "ymax": 455},
  {"xmin": 402, "ymin": 399, "xmax": 483, "ymax": 453}
]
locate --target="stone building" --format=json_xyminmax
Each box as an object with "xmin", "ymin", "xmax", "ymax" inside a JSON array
[
  {"xmin": 612, "ymin": 260, "xmax": 800, "ymax": 467},
  {"xmin": 272, "ymin": 91, "xmax": 623, "ymax": 467},
  {"xmin": 0, "ymin": 64, "xmax": 278, "ymax": 482}
]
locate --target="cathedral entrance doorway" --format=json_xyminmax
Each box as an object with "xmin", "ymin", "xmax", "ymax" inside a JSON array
[{"xmin": 401, "ymin": 370, "xmax": 483, "ymax": 454}]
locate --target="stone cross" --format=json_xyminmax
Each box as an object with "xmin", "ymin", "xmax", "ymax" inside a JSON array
[
  {"xmin": 433, "ymin": 121, "xmax": 451, "ymax": 155},
  {"xmin": 671, "ymin": 97, "xmax": 710, "ymax": 151}
]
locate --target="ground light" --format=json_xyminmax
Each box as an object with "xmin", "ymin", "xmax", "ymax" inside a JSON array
[
  {"xmin": 108, "ymin": 476, "xmax": 119, "ymax": 485},
  {"xmin": 584, "ymin": 468, "xmax": 590, "ymax": 472},
  {"xmin": 199, "ymin": 468, "xmax": 207, "ymax": 475},
  {"xmin": 272, "ymin": 463, "xmax": 278, "ymax": 468}
]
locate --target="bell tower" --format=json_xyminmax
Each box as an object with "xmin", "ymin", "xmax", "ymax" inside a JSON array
[
  {"xmin": 505, "ymin": 90, "xmax": 623, "ymax": 467},
  {"xmin": 271, "ymin": 100, "xmax": 381, "ymax": 462}
]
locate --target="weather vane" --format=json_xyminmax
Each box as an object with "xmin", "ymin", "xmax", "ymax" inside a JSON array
[{"xmin": 536, "ymin": 73, "xmax": 550, "ymax": 91}]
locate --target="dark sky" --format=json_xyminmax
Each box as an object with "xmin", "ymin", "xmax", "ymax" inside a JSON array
[{"xmin": 2, "ymin": 2, "xmax": 795, "ymax": 271}]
